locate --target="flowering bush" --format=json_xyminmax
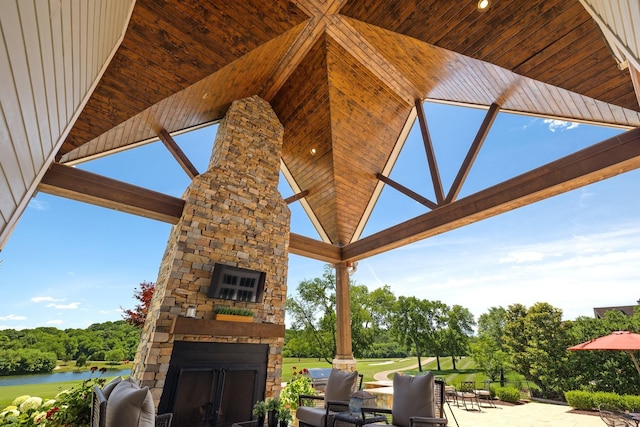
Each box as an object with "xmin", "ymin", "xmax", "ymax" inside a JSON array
[
  {"xmin": 0, "ymin": 367, "xmax": 108, "ymax": 427},
  {"xmin": 280, "ymin": 367, "xmax": 316, "ymax": 411}
]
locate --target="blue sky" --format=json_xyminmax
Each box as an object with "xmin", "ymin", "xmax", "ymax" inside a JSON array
[{"xmin": 1, "ymin": 101, "xmax": 638, "ymax": 330}]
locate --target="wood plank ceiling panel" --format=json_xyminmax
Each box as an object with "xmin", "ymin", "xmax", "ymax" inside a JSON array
[
  {"xmin": 345, "ymin": 17, "xmax": 640, "ymax": 126},
  {"xmin": 339, "ymin": 0, "xmax": 639, "ymax": 112},
  {"xmin": 61, "ymin": 23, "xmax": 307, "ymax": 163},
  {"xmin": 325, "ymin": 36, "xmax": 413, "ymax": 244},
  {"xmin": 272, "ymin": 36, "xmax": 337, "ymax": 243},
  {"xmin": 60, "ymin": 0, "xmax": 309, "ymax": 156}
]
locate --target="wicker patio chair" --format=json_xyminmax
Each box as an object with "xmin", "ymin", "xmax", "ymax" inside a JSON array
[
  {"xmin": 297, "ymin": 369, "xmax": 362, "ymax": 427},
  {"xmin": 361, "ymin": 372, "xmax": 447, "ymax": 427}
]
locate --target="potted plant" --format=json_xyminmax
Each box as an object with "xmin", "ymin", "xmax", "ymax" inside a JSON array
[
  {"xmin": 252, "ymin": 400, "xmax": 267, "ymax": 426},
  {"xmin": 266, "ymin": 397, "xmax": 281, "ymax": 427},
  {"xmin": 213, "ymin": 306, "xmax": 254, "ymax": 322},
  {"xmin": 278, "ymin": 407, "xmax": 292, "ymax": 427}
]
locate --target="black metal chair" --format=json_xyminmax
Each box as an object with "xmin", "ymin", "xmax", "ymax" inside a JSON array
[{"xmin": 598, "ymin": 404, "xmax": 638, "ymax": 427}]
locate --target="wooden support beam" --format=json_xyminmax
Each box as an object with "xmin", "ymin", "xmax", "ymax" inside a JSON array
[
  {"xmin": 38, "ymin": 163, "xmax": 184, "ymax": 224},
  {"xmin": 415, "ymin": 100, "xmax": 445, "ymax": 204},
  {"xmin": 37, "ymin": 164, "xmax": 337, "ymax": 262},
  {"xmin": 284, "ymin": 190, "xmax": 309, "ymax": 204},
  {"xmin": 157, "ymin": 128, "xmax": 199, "ymax": 179},
  {"xmin": 288, "ymin": 233, "xmax": 342, "ymax": 263},
  {"xmin": 445, "ymin": 103, "xmax": 500, "ymax": 203},
  {"xmin": 376, "ymin": 173, "xmax": 437, "ymax": 210},
  {"xmin": 342, "ymin": 126, "xmax": 640, "ymax": 261}
]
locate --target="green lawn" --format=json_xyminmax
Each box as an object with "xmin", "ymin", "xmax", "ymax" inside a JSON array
[
  {"xmin": 1, "ymin": 357, "xmax": 524, "ymax": 409},
  {"xmin": 282, "ymin": 357, "xmax": 421, "ymax": 383},
  {"xmin": 0, "ymin": 376, "xmax": 122, "ymax": 409}
]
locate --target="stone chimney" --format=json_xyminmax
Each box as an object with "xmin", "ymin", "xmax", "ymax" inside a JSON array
[{"xmin": 132, "ymin": 96, "xmax": 290, "ymax": 407}]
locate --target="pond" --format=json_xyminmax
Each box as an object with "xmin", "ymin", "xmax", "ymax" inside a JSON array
[{"xmin": 0, "ymin": 369, "xmax": 132, "ymax": 387}]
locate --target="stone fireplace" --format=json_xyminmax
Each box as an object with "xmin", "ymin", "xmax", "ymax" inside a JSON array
[{"xmin": 132, "ymin": 96, "xmax": 290, "ymax": 426}]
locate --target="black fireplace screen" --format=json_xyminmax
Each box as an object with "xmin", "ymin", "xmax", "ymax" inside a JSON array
[{"xmin": 159, "ymin": 342, "xmax": 269, "ymax": 427}]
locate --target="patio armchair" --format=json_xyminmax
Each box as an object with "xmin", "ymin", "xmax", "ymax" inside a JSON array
[
  {"xmin": 297, "ymin": 369, "xmax": 362, "ymax": 427},
  {"xmin": 598, "ymin": 404, "xmax": 638, "ymax": 427},
  {"xmin": 361, "ymin": 372, "xmax": 447, "ymax": 427}
]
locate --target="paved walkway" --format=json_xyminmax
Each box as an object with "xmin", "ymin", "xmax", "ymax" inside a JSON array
[
  {"xmin": 372, "ymin": 359, "xmax": 433, "ymax": 381},
  {"xmin": 445, "ymin": 401, "xmax": 603, "ymax": 427},
  {"xmin": 369, "ymin": 361, "xmax": 604, "ymax": 427}
]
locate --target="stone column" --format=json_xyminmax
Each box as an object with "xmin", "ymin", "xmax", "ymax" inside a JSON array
[{"xmin": 131, "ymin": 95, "xmax": 290, "ymax": 404}]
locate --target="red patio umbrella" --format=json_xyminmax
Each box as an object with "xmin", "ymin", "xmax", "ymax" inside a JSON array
[{"xmin": 568, "ymin": 331, "xmax": 640, "ymax": 377}]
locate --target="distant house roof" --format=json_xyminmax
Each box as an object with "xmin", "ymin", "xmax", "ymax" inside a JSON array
[{"xmin": 594, "ymin": 301, "xmax": 640, "ymax": 318}]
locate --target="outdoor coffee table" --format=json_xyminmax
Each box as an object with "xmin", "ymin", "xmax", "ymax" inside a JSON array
[{"xmin": 332, "ymin": 411, "xmax": 387, "ymax": 427}]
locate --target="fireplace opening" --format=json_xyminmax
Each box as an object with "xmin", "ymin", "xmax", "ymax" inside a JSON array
[{"xmin": 159, "ymin": 342, "xmax": 269, "ymax": 427}]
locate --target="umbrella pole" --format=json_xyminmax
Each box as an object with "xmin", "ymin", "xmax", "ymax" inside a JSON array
[{"xmin": 628, "ymin": 351, "xmax": 640, "ymax": 377}]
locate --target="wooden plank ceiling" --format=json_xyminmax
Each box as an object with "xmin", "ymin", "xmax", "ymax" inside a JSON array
[{"xmin": 53, "ymin": 0, "xmax": 640, "ymax": 256}]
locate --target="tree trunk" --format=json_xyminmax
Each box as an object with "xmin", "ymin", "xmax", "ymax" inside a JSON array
[
  {"xmin": 415, "ymin": 343, "xmax": 423, "ymax": 371},
  {"xmin": 451, "ymin": 355, "xmax": 457, "ymax": 370},
  {"xmin": 436, "ymin": 355, "xmax": 441, "ymax": 371}
]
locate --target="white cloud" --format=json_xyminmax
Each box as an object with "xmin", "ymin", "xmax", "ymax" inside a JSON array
[
  {"xmin": 46, "ymin": 319, "xmax": 64, "ymax": 325},
  {"xmin": 31, "ymin": 296, "xmax": 65, "ymax": 303},
  {"xmin": 499, "ymin": 250, "xmax": 546, "ymax": 263},
  {"xmin": 0, "ymin": 314, "xmax": 27, "ymax": 321},
  {"xmin": 46, "ymin": 302, "xmax": 80, "ymax": 310},
  {"xmin": 28, "ymin": 199, "xmax": 49, "ymax": 211},
  {"xmin": 543, "ymin": 119, "xmax": 579, "ymax": 132}
]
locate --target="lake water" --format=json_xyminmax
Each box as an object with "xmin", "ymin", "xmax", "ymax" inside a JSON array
[{"xmin": 0, "ymin": 369, "xmax": 132, "ymax": 387}]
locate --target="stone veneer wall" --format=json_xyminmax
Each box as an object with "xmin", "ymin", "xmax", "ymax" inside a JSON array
[{"xmin": 132, "ymin": 95, "xmax": 290, "ymax": 404}]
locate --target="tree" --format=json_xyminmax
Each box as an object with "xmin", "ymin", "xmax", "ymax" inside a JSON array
[
  {"xmin": 285, "ymin": 266, "xmax": 382, "ymax": 361},
  {"xmin": 122, "ymin": 281, "xmax": 155, "ymax": 327},
  {"xmin": 392, "ymin": 297, "xmax": 447, "ymax": 371},
  {"xmin": 442, "ymin": 305, "xmax": 475, "ymax": 370},
  {"xmin": 474, "ymin": 306, "xmax": 508, "ymax": 384},
  {"xmin": 503, "ymin": 302, "xmax": 570, "ymax": 398}
]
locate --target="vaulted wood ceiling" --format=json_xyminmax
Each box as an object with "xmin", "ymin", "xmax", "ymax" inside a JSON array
[{"xmin": 48, "ymin": 0, "xmax": 640, "ymax": 261}]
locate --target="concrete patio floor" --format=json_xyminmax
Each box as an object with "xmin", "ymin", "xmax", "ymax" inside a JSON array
[{"xmin": 445, "ymin": 401, "xmax": 603, "ymax": 427}]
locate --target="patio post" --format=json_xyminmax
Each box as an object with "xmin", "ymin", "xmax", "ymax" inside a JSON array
[{"xmin": 333, "ymin": 261, "xmax": 356, "ymax": 372}]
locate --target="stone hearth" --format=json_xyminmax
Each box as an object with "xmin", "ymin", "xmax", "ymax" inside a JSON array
[{"xmin": 132, "ymin": 96, "xmax": 290, "ymax": 414}]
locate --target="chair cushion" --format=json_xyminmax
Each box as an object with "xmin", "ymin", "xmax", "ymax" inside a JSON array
[
  {"xmin": 392, "ymin": 373, "xmax": 434, "ymax": 427},
  {"xmin": 101, "ymin": 376, "xmax": 122, "ymax": 399},
  {"xmin": 296, "ymin": 406, "xmax": 327, "ymax": 427},
  {"xmin": 324, "ymin": 369, "xmax": 358, "ymax": 402},
  {"xmin": 105, "ymin": 380, "xmax": 155, "ymax": 427}
]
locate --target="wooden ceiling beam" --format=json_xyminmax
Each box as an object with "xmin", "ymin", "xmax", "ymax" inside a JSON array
[
  {"xmin": 445, "ymin": 103, "xmax": 500, "ymax": 204},
  {"xmin": 157, "ymin": 128, "xmax": 199, "ymax": 179},
  {"xmin": 342, "ymin": 126, "xmax": 640, "ymax": 261},
  {"xmin": 262, "ymin": 16, "xmax": 327, "ymax": 101},
  {"xmin": 38, "ymin": 163, "xmax": 184, "ymax": 224},
  {"xmin": 284, "ymin": 190, "xmax": 309, "ymax": 204},
  {"xmin": 327, "ymin": 15, "xmax": 415, "ymax": 103},
  {"xmin": 376, "ymin": 173, "xmax": 437, "ymax": 210},
  {"xmin": 288, "ymin": 233, "xmax": 342, "ymax": 263},
  {"xmin": 415, "ymin": 100, "xmax": 445, "ymax": 204},
  {"xmin": 37, "ymin": 163, "xmax": 337, "ymax": 261}
]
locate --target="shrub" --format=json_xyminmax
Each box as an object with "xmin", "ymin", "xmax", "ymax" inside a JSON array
[
  {"xmin": 592, "ymin": 391, "xmax": 625, "ymax": 409},
  {"xmin": 624, "ymin": 394, "xmax": 640, "ymax": 412},
  {"xmin": 564, "ymin": 390, "xmax": 593, "ymax": 410},
  {"xmin": 495, "ymin": 386, "xmax": 521, "ymax": 403}
]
